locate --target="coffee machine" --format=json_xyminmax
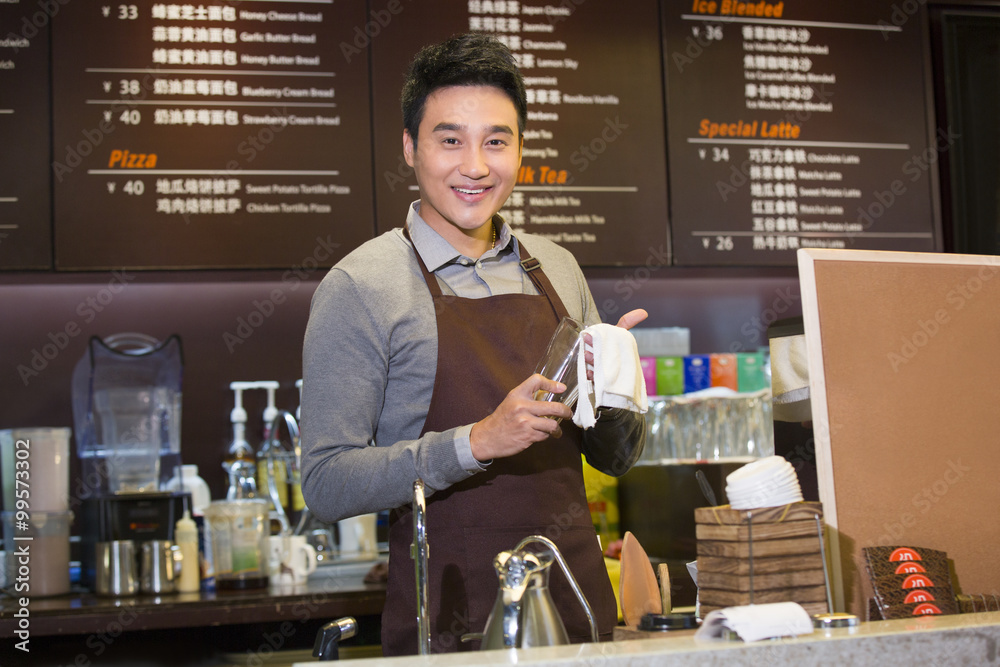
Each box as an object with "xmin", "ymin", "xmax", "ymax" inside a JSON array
[
  {"xmin": 71, "ymin": 333, "xmax": 189, "ymax": 592},
  {"xmin": 79, "ymin": 491, "xmax": 190, "ymax": 593}
]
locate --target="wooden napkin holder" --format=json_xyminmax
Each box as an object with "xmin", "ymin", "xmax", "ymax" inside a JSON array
[{"xmin": 695, "ymin": 501, "xmax": 829, "ymax": 615}]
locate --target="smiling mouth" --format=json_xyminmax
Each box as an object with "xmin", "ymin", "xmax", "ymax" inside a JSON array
[{"xmin": 453, "ymin": 186, "xmax": 489, "ymax": 195}]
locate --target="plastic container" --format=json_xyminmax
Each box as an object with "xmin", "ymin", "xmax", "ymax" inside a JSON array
[
  {"xmin": 2, "ymin": 510, "xmax": 74, "ymax": 597},
  {"xmin": 164, "ymin": 464, "xmax": 211, "ymax": 515},
  {"xmin": 95, "ymin": 387, "xmax": 170, "ymax": 493},
  {"xmin": 202, "ymin": 499, "xmax": 269, "ymax": 590},
  {"xmin": 1, "ymin": 428, "xmax": 71, "ymax": 512},
  {"xmin": 71, "ymin": 333, "xmax": 183, "ymax": 496},
  {"xmin": 631, "ymin": 327, "xmax": 691, "ymax": 358}
]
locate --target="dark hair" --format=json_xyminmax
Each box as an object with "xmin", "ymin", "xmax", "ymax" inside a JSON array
[{"xmin": 401, "ymin": 33, "xmax": 527, "ymax": 144}]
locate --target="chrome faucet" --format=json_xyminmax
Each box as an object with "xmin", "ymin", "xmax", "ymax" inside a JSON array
[
  {"xmin": 262, "ymin": 410, "xmax": 310, "ymax": 535},
  {"xmin": 412, "ymin": 479, "xmax": 430, "ymax": 655}
]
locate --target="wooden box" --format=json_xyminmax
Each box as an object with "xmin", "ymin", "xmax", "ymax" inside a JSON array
[{"xmin": 696, "ymin": 501, "xmax": 829, "ymax": 614}]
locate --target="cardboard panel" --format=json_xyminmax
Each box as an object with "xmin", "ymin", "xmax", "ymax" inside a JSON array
[{"xmin": 798, "ymin": 248, "xmax": 1000, "ymax": 615}]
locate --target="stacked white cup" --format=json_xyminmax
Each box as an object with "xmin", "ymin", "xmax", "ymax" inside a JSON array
[{"xmin": 725, "ymin": 455, "xmax": 803, "ymax": 510}]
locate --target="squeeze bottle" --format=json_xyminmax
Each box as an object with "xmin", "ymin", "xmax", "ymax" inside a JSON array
[{"xmin": 175, "ymin": 510, "xmax": 201, "ymax": 593}]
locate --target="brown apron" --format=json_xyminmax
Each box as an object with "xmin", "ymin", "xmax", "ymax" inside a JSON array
[{"xmin": 381, "ymin": 226, "xmax": 617, "ymax": 655}]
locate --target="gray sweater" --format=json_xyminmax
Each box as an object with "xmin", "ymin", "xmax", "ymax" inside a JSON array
[{"xmin": 300, "ymin": 205, "xmax": 644, "ymax": 522}]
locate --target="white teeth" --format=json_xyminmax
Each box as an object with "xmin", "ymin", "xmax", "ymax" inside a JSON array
[{"xmin": 454, "ymin": 187, "xmax": 486, "ymax": 195}]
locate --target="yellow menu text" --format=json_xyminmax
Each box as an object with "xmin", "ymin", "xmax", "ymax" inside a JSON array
[
  {"xmin": 698, "ymin": 119, "xmax": 801, "ymax": 139},
  {"xmin": 108, "ymin": 150, "xmax": 158, "ymax": 168},
  {"xmin": 691, "ymin": 1, "xmax": 784, "ymax": 18}
]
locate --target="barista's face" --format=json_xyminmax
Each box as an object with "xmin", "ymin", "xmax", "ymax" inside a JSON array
[{"xmin": 403, "ymin": 85, "xmax": 522, "ymax": 246}]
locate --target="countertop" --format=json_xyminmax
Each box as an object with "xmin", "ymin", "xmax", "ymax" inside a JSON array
[
  {"xmin": 0, "ymin": 559, "xmax": 386, "ymax": 638},
  {"xmin": 313, "ymin": 611, "xmax": 1000, "ymax": 666}
]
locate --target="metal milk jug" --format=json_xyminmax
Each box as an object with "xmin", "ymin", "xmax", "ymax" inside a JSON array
[{"xmin": 480, "ymin": 535, "xmax": 598, "ymax": 650}]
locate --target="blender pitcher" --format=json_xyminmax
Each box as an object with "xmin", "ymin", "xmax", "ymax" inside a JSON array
[{"xmin": 71, "ymin": 333, "xmax": 183, "ymax": 496}]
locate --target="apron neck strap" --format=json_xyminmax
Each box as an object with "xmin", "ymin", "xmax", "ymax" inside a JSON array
[
  {"xmin": 403, "ymin": 222, "xmax": 571, "ymax": 321},
  {"xmin": 402, "ymin": 223, "xmax": 443, "ymax": 297},
  {"xmin": 514, "ymin": 238, "xmax": 568, "ymax": 322}
]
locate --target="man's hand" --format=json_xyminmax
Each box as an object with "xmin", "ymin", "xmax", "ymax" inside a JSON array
[
  {"xmin": 470, "ymin": 374, "xmax": 573, "ymax": 461},
  {"xmin": 615, "ymin": 308, "xmax": 649, "ymax": 330}
]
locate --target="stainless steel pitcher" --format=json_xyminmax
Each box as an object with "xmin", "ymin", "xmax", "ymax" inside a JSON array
[
  {"xmin": 480, "ymin": 535, "xmax": 598, "ymax": 650},
  {"xmin": 94, "ymin": 540, "xmax": 139, "ymax": 596},
  {"xmin": 139, "ymin": 540, "xmax": 182, "ymax": 594}
]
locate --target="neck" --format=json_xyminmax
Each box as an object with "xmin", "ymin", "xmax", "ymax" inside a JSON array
[
  {"xmin": 416, "ymin": 205, "xmax": 497, "ymax": 257},
  {"xmin": 465, "ymin": 221, "xmax": 496, "ymax": 259}
]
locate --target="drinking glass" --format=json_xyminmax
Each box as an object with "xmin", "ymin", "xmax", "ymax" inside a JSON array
[{"xmin": 533, "ymin": 317, "xmax": 584, "ymax": 409}]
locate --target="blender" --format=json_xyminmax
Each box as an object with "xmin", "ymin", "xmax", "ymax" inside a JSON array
[{"xmin": 71, "ymin": 333, "xmax": 189, "ymax": 592}]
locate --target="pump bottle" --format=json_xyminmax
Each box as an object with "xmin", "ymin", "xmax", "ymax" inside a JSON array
[{"xmin": 224, "ymin": 382, "xmax": 258, "ymax": 499}]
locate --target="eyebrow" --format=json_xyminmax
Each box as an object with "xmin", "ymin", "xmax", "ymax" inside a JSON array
[{"xmin": 432, "ymin": 122, "xmax": 515, "ymax": 136}]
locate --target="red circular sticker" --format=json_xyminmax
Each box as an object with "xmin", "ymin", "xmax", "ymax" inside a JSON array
[
  {"xmin": 912, "ymin": 603, "xmax": 943, "ymax": 615},
  {"xmin": 904, "ymin": 589, "xmax": 935, "ymax": 604},
  {"xmin": 890, "ymin": 547, "xmax": 923, "ymax": 562},
  {"xmin": 902, "ymin": 574, "xmax": 935, "ymax": 589},
  {"xmin": 895, "ymin": 562, "xmax": 927, "ymax": 574}
]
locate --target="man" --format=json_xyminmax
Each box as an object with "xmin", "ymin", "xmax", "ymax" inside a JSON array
[{"xmin": 301, "ymin": 33, "xmax": 646, "ymax": 655}]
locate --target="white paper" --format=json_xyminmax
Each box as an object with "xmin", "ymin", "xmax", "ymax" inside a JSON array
[{"xmin": 694, "ymin": 602, "xmax": 813, "ymax": 643}]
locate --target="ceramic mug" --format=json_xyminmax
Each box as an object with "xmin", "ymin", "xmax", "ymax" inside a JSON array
[
  {"xmin": 268, "ymin": 535, "xmax": 317, "ymax": 584},
  {"xmin": 337, "ymin": 513, "xmax": 378, "ymax": 561}
]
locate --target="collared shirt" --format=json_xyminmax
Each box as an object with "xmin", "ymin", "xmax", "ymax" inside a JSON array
[{"xmin": 406, "ymin": 201, "xmax": 538, "ymax": 299}]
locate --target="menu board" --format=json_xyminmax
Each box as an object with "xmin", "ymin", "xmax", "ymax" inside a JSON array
[
  {"xmin": 369, "ymin": 0, "xmax": 670, "ymax": 267},
  {"xmin": 0, "ymin": 1, "xmax": 52, "ymax": 270},
  {"xmin": 664, "ymin": 1, "xmax": 940, "ymax": 266},
  {"xmin": 51, "ymin": 0, "xmax": 374, "ymax": 270}
]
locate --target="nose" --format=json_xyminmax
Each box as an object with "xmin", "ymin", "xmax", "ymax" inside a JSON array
[{"xmin": 459, "ymin": 145, "xmax": 489, "ymax": 179}]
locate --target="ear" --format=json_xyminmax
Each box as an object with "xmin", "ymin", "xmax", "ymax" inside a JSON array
[{"xmin": 403, "ymin": 129, "xmax": 416, "ymax": 168}]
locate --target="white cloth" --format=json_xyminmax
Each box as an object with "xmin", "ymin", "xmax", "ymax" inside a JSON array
[
  {"xmin": 694, "ymin": 602, "xmax": 813, "ymax": 642},
  {"xmin": 573, "ymin": 323, "xmax": 648, "ymax": 429},
  {"xmin": 770, "ymin": 334, "xmax": 812, "ymax": 422}
]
